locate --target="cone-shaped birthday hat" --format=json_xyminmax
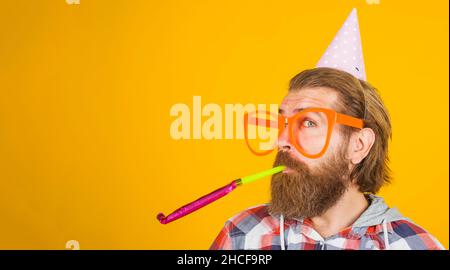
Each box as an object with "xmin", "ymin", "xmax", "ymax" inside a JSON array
[{"xmin": 316, "ymin": 8, "xmax": 366, "ymax": 80}]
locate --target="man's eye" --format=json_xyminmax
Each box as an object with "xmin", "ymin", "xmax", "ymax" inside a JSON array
[{"xmin": 302, "ymin": 120, "xmax": 316, "ymax": 128}]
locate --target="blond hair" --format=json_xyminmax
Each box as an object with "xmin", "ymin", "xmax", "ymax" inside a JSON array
[{"xmin": 288, "ymin": 67, "xmax": 392, "ymax": 193}]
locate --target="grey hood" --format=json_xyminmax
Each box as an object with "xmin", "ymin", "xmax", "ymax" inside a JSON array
[{"xmin": 352, "ymin": 194, "xmax": 409, "ymax": 228}]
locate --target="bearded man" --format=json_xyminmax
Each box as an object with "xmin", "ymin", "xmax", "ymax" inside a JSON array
[
  {"xmin": 210, "ymin": 8, "xmax": 444, "ymax": 250},
  {"xmin": 209, "ymin": 67, "xmax": 444, "ymax": 250}
]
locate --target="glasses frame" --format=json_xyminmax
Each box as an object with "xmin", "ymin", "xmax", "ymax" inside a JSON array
[{"xmin": 244, "ymin": 107, "xmax": 364, "ymax": 158}]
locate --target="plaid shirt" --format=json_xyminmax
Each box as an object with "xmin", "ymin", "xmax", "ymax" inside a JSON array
[{"xmin": 210, "ymin": 204, "xmax": 444, "ymax": 250}]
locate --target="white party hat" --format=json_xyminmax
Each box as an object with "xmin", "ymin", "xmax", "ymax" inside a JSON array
[{"xmin": 316, "ymin": 8, "xmax": 367, "ymax": 80}]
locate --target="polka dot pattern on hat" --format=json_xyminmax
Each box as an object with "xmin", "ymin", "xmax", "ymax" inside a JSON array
[{"xmin": 316, "ymin": 8, "xmax": 367, "ymax": 80}]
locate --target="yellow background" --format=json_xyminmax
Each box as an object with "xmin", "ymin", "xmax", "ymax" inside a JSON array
[{"xmin": 0, "ymin": 0, "xmax": 448, "ymax": 249}]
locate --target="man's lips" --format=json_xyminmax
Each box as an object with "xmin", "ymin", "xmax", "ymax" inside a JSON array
[{"xmin": 282, "ymin": 167, "xmax": 295, "ymax": 173}]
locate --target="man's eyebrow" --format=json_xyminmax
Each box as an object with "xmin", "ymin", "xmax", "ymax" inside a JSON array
[
  {"xmin": 279, "ymin": 107, "xmax": 327, "ymax": 120},
  {"xmin": 293, "ymin": 108, "xmax": 306, "ymax": 113},
  {"xmin": 278, "ymin": 107, "xmax": 307, "ymax": 114}
]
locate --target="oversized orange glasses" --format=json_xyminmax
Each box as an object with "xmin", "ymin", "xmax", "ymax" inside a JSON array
[{"xmin": 244, "ymin": 108, "xmax": 364, "ymax": 158}]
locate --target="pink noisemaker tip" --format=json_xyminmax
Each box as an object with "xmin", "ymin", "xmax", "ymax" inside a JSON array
[{"xmin": 157, "ymin": 180, "xmax": 240, "ymax": 224}]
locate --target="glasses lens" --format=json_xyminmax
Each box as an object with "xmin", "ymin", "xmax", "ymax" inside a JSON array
[
  {"xmin": 244, "ymin": 110, "xmax": 279, "ymax": 154},
  {"xmin": 292, "ymin": 111, "xmax": 329, "ymax": 156}
]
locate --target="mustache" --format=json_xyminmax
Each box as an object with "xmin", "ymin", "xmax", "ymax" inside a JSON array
[{"xmin": 273, "ymin": 151, "xmax": 309, "ymax": 173}]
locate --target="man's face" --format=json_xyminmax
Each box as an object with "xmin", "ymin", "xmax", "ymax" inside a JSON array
[
  {"xmin": 277, "ymin": 87, "xmax": 347, "ymax": 168},
  {"xmin": 268, "ymin": 87, "xmax": 353, "ymax": 219}
]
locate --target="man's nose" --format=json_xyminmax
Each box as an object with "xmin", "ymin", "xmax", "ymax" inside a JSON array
[{"xmin": 277, "ymin": 125, "xmax": 292, "ymax": 152}]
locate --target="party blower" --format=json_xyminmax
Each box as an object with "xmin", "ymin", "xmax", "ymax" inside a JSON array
[{"xmin": 157, "ymin": 166, "xmax": 286, "ymax": 224}]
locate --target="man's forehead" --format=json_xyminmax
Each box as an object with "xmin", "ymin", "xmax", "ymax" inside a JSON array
[{"xmin": 279, "ymin": 87, "xmax": 339, "ymax": 114}]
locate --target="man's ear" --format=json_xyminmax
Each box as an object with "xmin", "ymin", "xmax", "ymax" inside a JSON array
[{"xmin": 348, "ymin": 128, "xmax": 375, "ymax": 164}]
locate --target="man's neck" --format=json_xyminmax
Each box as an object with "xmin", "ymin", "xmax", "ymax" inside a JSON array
[{"xmin": 310, "ymin": 185, "xmax": 369, "ymax": 239}]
